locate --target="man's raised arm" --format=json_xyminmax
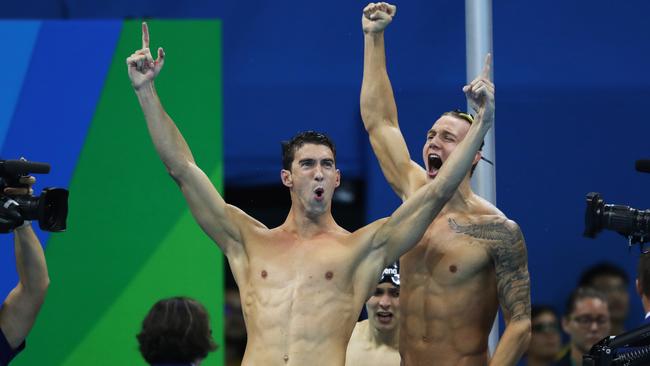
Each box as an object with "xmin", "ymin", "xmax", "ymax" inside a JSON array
[
  {"xmin": 127, "ymin": 23, "xmax": 261, "ymax": 256},
  {"xmin": 361, "ymin": 3, "xmax": 425, "ymax": 200},
  {"xmin": 366, "ymin": 63, "xmax": 495, "ymax": 263}
]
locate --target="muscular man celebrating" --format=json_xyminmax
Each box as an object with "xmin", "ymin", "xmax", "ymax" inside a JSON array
[
  {"xmin": 127, "ymin": 22, "xmax": 492, "ymax": 366},
  {"xmin": 360, "ymin": 3, "xmax": 531, "ymax": 365},
  {"xmin": 346, "ymin": 263, "xmax": 401, "ymax": 366}
]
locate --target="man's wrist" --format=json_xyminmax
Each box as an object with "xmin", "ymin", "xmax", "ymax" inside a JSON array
[
  {"xmin": 364, "ymin": 29, "xmax": 385, "ymax": 37},
  {"xmin": 134, "ymin": 82, "xmax": 156, "ymax": 96}
]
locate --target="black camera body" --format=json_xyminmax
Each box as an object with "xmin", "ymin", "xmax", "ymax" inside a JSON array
[
  {"xmin": 0, "ymin": 159, "xmax": 68, "ymax": 233},
  {"xmin": 584, "ymin": 323, "xmax": 650, "ymax": 366},
  {"xmin": 584, "ymin": 192, "xmax": 650, "ymax": 245}
]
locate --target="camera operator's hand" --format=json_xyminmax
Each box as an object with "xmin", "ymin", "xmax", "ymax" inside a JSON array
[
  {"xmin": 3, "ymin": 176, "xmax": 35, "ymax": 197},
  {"xmin": 126, "ymin": 22, "xmax": 165, "ymax": 91}
]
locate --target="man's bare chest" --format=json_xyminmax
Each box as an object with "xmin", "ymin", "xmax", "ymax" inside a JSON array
[
  {"xmin": 243, "ymin": 239, "xmax": 357, "ymax": 293},
  {"xmin": 402, "ymin": 214, "xmax": 494, "ymax": 286}
]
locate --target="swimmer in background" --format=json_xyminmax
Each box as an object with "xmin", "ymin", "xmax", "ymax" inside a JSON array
[{"xmin": 346, "ymin": 262, "xmax": 401, "ymax": 366}]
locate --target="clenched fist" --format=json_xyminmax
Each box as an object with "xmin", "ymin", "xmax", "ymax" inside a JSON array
[{"xmin": 362, "ymin": 2, "xmax": 397, "ymax": 34}]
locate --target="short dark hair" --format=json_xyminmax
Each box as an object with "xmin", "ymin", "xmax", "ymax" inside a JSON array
[
  {"xmin": 578, "ymin": 262, "xmax": 630, "ymax": 287},
  {"xmin": 564, "ymin": 287, "xmax": 608, "ymax": 317},
  {"xmin": 441, "ymin": 110, "xmax": 484, "ymax": 176},
  {"xmin": 638, "ymin": 254, "xmax": 650, "ymax": 297},
  {"xmin": 532, "ymin": 304, "xmax": 558, "ymax": 320},
  {"xmin": 137, "ymin": 297, "xmax": 218, "ymax": 364},
  {"xmin": 281, "ymin": 131, "xmax": 336, "ymax": 170}
]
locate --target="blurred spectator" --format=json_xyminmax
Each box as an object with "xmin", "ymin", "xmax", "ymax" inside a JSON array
[
  {"xmin": 524, "ymin": 305, "xmax": 561, "ymax": 366},
  {"xmin": 555, "ymin": 288, "xmax": 610, "ymax": 366},
  {"xmin": 635, "ymin": 253, "xmax": 650, "ymax": 325},
  {"xmin": 578, "ymin": 262, "xmax": 629, "ymax": 334},
  {"xmin": 137, "ymin": 297, "xmax": 217, "ymax": 366}
]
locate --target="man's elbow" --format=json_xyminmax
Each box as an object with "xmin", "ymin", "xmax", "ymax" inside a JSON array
[
  {"xmin": 29, "ymin": 276, "xmax": 50, "ymax": 305},
  {"xmin": 167, "ymin": 160, "xmax": 195, "ymax": 183}
]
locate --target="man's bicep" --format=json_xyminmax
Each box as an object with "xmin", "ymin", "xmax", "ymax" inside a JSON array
[
  {"xmin": 177, "ymin": 164, "xmax": 256, "ymax": 254},
  {"xmin": 491, "ymin": 221, "xmax": 531, "ymax": 323},
  {"xmin": 368, "ymin": 125, "xmax": 425, "ymax": 199}
]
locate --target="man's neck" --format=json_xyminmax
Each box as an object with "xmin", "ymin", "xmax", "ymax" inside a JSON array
[
  {"xmin": 283, "ymin": 205, "xmax": 337, "ymax": 238},
  {"xmin": 571, "ymin": 344, "xmax": 585, "ymax": 366},
  {"xmin": 610, "ymin": 319, "xmax": 625, "ymax": 335}
]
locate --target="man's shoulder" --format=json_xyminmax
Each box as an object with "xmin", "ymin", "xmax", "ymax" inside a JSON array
[{"xmin": 348, "ymin": 320, "xmax": 370, "ymax": 345}]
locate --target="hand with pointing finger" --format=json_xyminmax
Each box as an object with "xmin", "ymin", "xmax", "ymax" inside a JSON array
[
  {"xmin": 126, "ymin": 22, "xmax": 165, "ymax": 90},
  {"xmin": 462, "ymin": 54, "xmax": 495, "ymax": 125}
]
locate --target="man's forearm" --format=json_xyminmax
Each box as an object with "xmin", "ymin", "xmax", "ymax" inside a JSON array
[
  {"xmin": 488, "ymin": 318, "xmax": 531, "ymax": 366},
  {"xmin": 14, "ymin": 223, "xmax": 49, "ymax": 298},
  {"xmin": 361, "ymin": 31, "xmax": 398, "ymax": 129},
  {"xmin": 135, "ymin": 84, "xmax": 196, "ymax": 178}
]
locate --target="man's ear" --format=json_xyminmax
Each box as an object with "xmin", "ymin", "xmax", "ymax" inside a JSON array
[
  {"xmin": 561, "ymin": 316, "xmax": 570, "ymax": 333},
  {"xmin": 281, "ymin": 169, "xmax": 293, "ymax": 188},
  {"xmin": 473, "ymin": 151, "xmax": 482, "ymax": 166},
  {"xmin": 335, "ymin": 169, "xmax": 341, "ymax": 188}
]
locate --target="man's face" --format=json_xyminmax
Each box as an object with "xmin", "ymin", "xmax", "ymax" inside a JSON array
[
  {"xmin": 281, "ymin": 143, "xmax": 340, "ymax": 215},
  {"xmin": 421, "ymin": 115, "xmax": 476, "ymax": 179},
  {"xmin": 366, "ymin": 283, "xmax": 400, "ymax": 332},
  {"xmin": 562, "ymin": 297, "xmax": 610, "ymax": 354},
  {"xmin": 591, "ymin": 275, "xmax": 629, "ymax": 323},
  {"xmin": 529, "ymin": 311, "xmax": 561, "ymax": 361}
]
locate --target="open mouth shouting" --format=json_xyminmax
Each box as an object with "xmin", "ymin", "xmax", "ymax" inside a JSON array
[
  {"xmin": 427, "ymin": 154, "xmax": 443, "ymax": 178},
  {"xmin": 376, "ymin": 311, "xmax": 394, "ymax": 324},
  {"xmin": 314, "ymin": 187, "xmax": 325, "ymax": 201}
]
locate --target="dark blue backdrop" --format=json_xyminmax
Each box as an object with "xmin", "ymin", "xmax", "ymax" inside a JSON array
[{"xmin": 3, "ymin": 0, "xmax": 650, "ymax": 331}]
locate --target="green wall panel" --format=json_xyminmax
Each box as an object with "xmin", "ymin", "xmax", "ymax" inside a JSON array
[{"xmin": 15, "ymin": 20, "xmax": 224, "ymax": 366}]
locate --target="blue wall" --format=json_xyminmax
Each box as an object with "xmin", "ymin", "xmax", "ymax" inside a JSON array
[{"xmin": 3, "ymin": 0, "xmax": 650, "ymax": 330}]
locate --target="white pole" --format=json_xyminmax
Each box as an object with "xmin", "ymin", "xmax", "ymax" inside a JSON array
[{"xmin": 465, "ymin": 0, "xmax": 499, "ymax": 355}]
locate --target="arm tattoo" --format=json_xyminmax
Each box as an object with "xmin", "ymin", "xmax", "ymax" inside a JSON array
[{"xmin": 449, "ymin": 218, "xmax": 531, "ymax": 322}]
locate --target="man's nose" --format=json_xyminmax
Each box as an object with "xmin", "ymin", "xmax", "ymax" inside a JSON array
[
  {"xmin": 379, "ymin": 294, "xmax": 391, "ymax": 308},
  {"xmin": 314, "ymin": 165, "xmax": 324, "ymax": 181}
]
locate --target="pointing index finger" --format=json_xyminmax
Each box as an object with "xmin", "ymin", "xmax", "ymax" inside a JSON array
[
  {"xmin": 142, "ymin": 22, "xmax": 150, "ymax": 49},
  {"xmin": 480, "ymin": 53, "xmax": 492, "ymax": 80}
]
